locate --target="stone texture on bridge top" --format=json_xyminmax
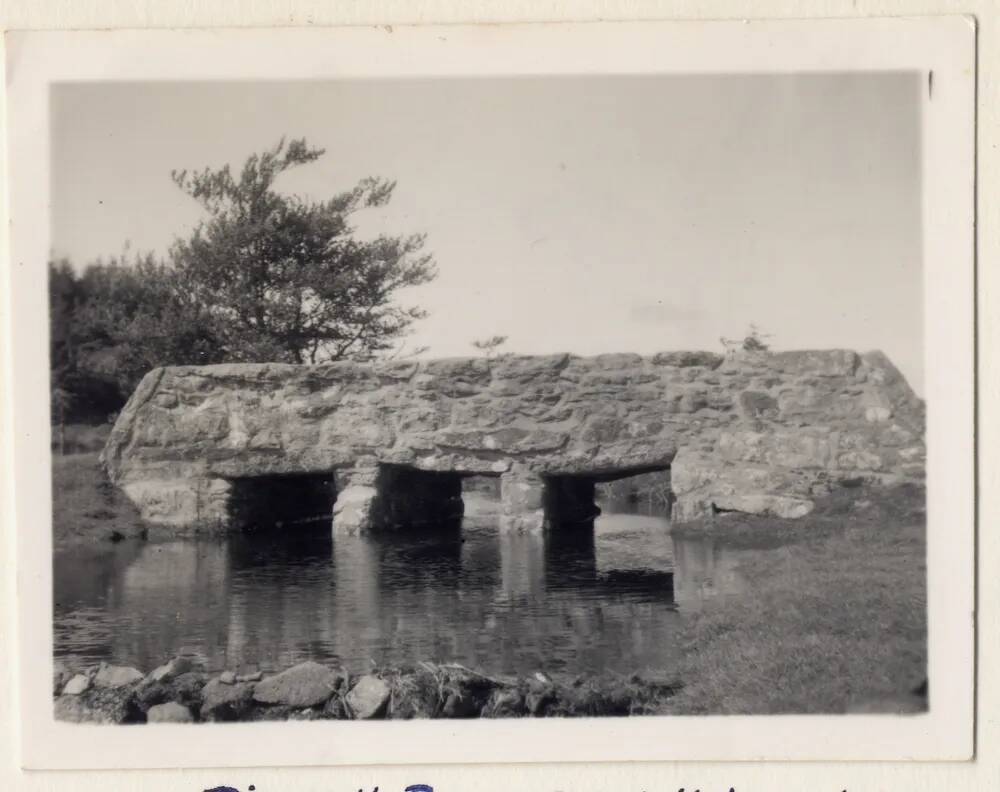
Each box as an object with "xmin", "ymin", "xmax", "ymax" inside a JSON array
[{"xmin": 102, "ymin": 349, "xmax": 925, "ymax": 532}]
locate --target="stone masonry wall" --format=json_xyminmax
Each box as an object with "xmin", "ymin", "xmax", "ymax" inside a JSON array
[{"xmin": 102, "ymin": 349, "xmax": 925, "ymax": 534}]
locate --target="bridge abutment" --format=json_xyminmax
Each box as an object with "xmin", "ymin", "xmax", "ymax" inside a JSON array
[{"xmin": 120, "ymin": 475, "xmax": 232, "ymax": 531}]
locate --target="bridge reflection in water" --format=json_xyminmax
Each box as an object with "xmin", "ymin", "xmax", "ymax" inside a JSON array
[{"xmin": 54, "ymin": 503, "xmax": 748, "ymax": 678}]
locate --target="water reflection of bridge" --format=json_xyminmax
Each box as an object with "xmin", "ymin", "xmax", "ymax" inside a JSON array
[{"xmin": 56, "ymin": 510, "xmax": 746, "ymax": 675}]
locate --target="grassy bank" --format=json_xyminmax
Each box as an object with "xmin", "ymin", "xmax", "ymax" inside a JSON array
[
  {"xmin": 51, "ymin": 422, "xmax": 112, "ymax": 455},
  {"xmin": 51, "ymin": 451, "xmax": 149, "ymax": 545},
  {"xmin": 664, "ymin": 483, "xmax": 927, "ymax": 714}
]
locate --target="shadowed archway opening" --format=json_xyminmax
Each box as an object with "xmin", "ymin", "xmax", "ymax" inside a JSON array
[
  {"xmin": 228, "ymin": 473, "xmax": 335, "ymax": 533},
  {"xmin": 374, "ymin": 464, "xmax": 466, "ymax": 531},
  {"xmin": 594, "ymin": 467, "xmax": 674, "ymax": 518},
  {"xmin": 542, "ymin": 465, "xmax": 674, "ymax": 593},
  {"xmin": 543, "ymin": 464, "xmax": 673, "ymax": 528}
]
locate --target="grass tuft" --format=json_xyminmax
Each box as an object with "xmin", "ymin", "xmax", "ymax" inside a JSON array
[{"xmin": 51, "ymin": 452, "xmax": 149, "ymax": 545}]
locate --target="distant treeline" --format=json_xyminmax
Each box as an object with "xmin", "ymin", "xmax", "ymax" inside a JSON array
[{"xmin": 49, "ymin": 256, "xmax": 220, "ymax": 423}]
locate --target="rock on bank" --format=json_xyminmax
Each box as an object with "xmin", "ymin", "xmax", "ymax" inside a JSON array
[{"xmin": 53, "ymin": 658, "xmax": 680, "ymax": 722}]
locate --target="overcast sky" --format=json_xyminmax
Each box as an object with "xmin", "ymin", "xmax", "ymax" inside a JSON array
[{"xmin": 51, "ymin": 74, "xmax": 923, "ymax": 391}]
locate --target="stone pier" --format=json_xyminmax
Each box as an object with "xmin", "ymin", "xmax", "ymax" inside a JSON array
[
  {"xmin": 333, "ymin": 464, "xmax": 465, "ymax": 536},
  {"xmin": 333, "ymin": 465, "xmax": 620, "ymax": 536},
  {"xmin": 330, "ymin": 466, "xmax": 381, "ymax": 537},
  {"xmin": 498, "ymin": 470, "xmax": 547, "ymax": 534}
]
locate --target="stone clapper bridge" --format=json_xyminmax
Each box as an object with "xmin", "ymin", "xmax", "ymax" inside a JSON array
[{"xmin": 101, "ymin": 350, "xmax": 925, "ymax": 536}]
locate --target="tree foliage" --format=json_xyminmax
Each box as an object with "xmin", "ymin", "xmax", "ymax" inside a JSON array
[
  {"xmin": 472, "ymin": 335, "xmax": 509, "ymax": 359},
  {"xmin": 49, "ymin": 138, "xmax": 437, "ymax": 419},
  {"xmin": 740, "ymin": 323, "xmax": 772, "ymax": 352},
  {"xmin": 169, "ymin": 138, "xmax": 436, "ymax": 363},
  {"xmin": 49, "ymin": 254, "xmax": 221, "ymax": 421}
]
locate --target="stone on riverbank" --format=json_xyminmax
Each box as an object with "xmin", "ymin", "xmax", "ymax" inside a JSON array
[
  {"xmin": 53, "ymin": 659, "xmax": 71, "ymax": 696},
  {"xmin": 62, "ymin": 674, "xmax": 91, "ymax": 696},
  {"xmin": 147, "ymin": 702, "xmax": 194, "ymax": 723},
  {"xmin": 94, "ymin": 662, "xmax": 145, "ymax": 689},
  {"xmin": 54, "ymin": 686, "xmax": 143, "ymax": 724},
  {"xmin": 253, "ymin": 661, "xmax": 343, "ymax": 708},
  {"xmin": 52, "ymin": 657, "xmax": 682, "ymax": 723},
  {"xmin": 385, "ymin": 670, "xmax": 441, "ymax": 718},
  {"xmin": 147, "ymin": 655, "xmax": 198, "ymax": 684},
  {"xmin": 137, "ymin": 671, "xmax": 207, "ymax": 713},
  {"xmin": 345, "ymin": 675, "xmax": 390, "ymax": 719},
  {"xmin": 200, "ymin": 679, "xmax": 255, "ymax": 722}
]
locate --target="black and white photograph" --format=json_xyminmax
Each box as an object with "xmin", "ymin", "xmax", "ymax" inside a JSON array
[
  {"xmin": 47, "ymin": 72, "xmax": 933, "ymax": 724},
  {"xmin": 5, "ymin": 17, "xmax": 976, "ymax": 771}
]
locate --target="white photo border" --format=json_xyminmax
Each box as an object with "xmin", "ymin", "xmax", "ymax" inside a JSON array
[{"xmin": 5, "ymin": 16, "xmax": 975, "ymax": 769}]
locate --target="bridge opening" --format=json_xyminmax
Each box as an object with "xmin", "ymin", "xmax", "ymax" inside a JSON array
[
  {"xmin": 543, "ymin": 477, "xmax": 601, "ymax": 527},
  {"xmin": 374, "ymin": 464, "xmax": 466, "ymax": 531},
  {"xmin": 544, "ymin": 465, "xmax": 673, "ymax": 528},
  {"xmin": 540, "ymin": 466, "xmax": 674, "ymax": 594},
  {"xmin": 228, "ymin": 473, "xmax": 336, "ymax": 533},
  {"xmin": 595, "ymin": 467, "xmax": 674, "ymax": 518},
  {"xmin": 461, "ymin": 475, "xmax": 502, "ymax": 520}
]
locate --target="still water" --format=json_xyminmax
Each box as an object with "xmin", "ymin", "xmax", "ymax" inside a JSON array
[{"xmin": 53, "ymin": 499, "xmax": 748, "ymax": 677}]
